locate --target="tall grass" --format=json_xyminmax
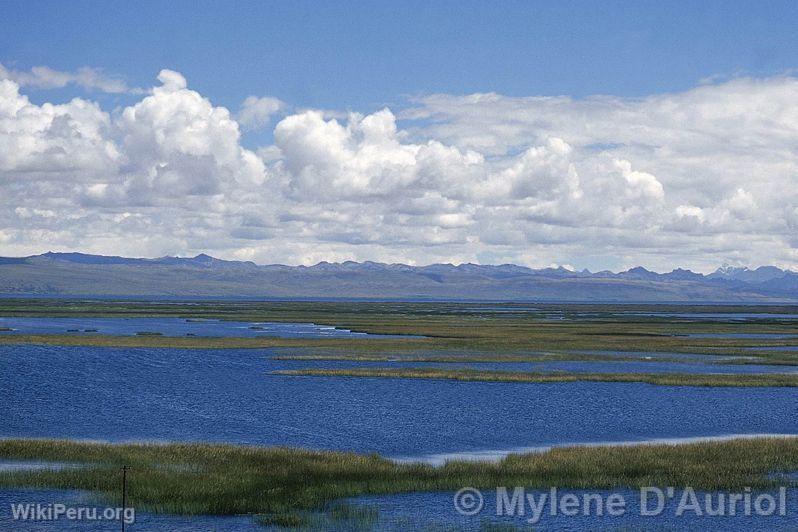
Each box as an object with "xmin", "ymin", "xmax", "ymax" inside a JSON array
[
  {"xmin": 1, "ymin": 437, "xmax": 797, "ymax": 520},
  {"xmin": 276, "ymin": 367, "xmax": 798, "ymax": 387},
  {"xmin": 1, "ymin": 300, "xmax": 796, "ymax": 366}
]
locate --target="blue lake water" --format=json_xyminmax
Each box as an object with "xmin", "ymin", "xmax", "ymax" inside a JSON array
[
  {"xmin": 0, "ymin": 317, "xmax": 407, "ymax": 338},
  {"xmin": 0, "ymin": 461, "xmax": 82, "ymax": 473},
  {"xmin": 4, "ymin": 343, "xmax": 798, "ymax": 530},
  {"xmin": 4, "ymin": 486, "xmax": 795, "ymax": 531},
  {"xmin": 347, "ymin": 488, "xmax": 798, "ymax": 531},
  {"xmin": 4, "ymin": 344, "xmax": 798, "ymax": 456},
  {"xmin": 0, "ymin": 345, "xmax": 798, "ymax": 531}
]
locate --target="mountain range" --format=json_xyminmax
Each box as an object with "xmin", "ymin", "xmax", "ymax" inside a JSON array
[{"xmin": 0, "ymin": 252, "xmax": 797, "ymax": 301}]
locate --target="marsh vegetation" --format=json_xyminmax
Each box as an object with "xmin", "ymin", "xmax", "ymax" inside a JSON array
[
  {"xmin": 276, "ymin": 367, "xmax": 798, "ymax": 387},
  {"xmin": 1, "ymin": 437, "xmax": 797, "ymax": 525}
]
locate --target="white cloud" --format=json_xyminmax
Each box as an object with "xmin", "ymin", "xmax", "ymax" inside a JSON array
[
  {"xmin": 0, "ymin": 62, "xmax": 139, "ymax": 94},
  {"xmin": 676, "ymin": 205, "xmax": 705, "ymax": 221},
  {"xmin": 237, "ymin": 96, "xmax": 285, "ymax": 131},
  {"xmin": 1, "ymin": 68, "xmax": 798, "ymax": 272},
  {"xmin": 723, "ymin": 187, "xmax": 757, "ymax": 218},
  {"xmin": 613, "ymin": 159, "xmax": 664, "ymax": 200},
  {"xmin": 0, "ymin": 79, "xmax": 119, "ymax": 175},
  {"xmin": 274, "ymin": 108, "xmax": 482, "ymax": 200},
  {"xmin": 111, "ymin": 69, "xmax": 266, "ymax": 203},
  {"xmin": 475, "ymin": 138, "xmax": 580, "ymax": 202}
]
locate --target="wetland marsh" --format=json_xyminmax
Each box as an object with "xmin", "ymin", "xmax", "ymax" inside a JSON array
[{"xmin": 2, "ymin": 299, "xmax": 798, "ymax": 529}]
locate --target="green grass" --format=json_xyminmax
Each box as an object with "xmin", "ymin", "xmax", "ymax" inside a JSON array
[
  {"xmin": 275, "ymin": 367, "xmax": 798, "ymax": 387},
  {"xmin": 271, "ymin": 352, "xmax": 696, "ymax": 364},
  {"xmin": 1, "ymin": 300, "xmax": 796, "ymax": 365},
  {"xmin": 1, "ymin": 437, "xmax": 797, "ymax": 523}
]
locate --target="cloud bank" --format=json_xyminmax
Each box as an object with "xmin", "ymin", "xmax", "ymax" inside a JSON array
[{"xmin": 1, "ymin": 68, "xmax": 797, "ymax": 272}]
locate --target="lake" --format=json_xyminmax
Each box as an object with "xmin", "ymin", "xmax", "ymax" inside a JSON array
[
  {"xmin": 4, "ymin": 344, "xmax": 797, "ymax": 456},
  {"xmin": 3, "ymin": 336, "xmax": 798, "ymax": 529},
  {"xmin": 346, "ymin": 488, "xmax": 798, "ymax": 531},
  {"xmin": 0, "ymin": 316, "xmax": 414, "ymax": 338}
]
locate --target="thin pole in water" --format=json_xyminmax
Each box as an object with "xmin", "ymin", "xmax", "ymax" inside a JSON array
[{"xmin": 121, "ymin": 465, "xmax": 128, "ymax": 532}]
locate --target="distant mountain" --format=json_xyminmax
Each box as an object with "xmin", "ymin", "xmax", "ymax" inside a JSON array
[
  {"xmin": 617, "ymin": 266, "xmax": 661, "ymax": 281},
  {"xmin": 708, "ymin": 265, "xmax": 788, "ymax": 283},
  {"xmin": 0, "ymin": 252, "xmax": 796, "ymax": 301},
  {"xmin": 35, "ymin": 252, "xmax": 144, "ymax": 265}
]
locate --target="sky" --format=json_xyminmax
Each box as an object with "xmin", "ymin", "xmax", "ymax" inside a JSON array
[{"xmin": 1, "ymin": 1, "xmax": 798, "ymax": 272}]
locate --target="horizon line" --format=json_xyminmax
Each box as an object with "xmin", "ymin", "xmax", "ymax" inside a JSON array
[{"xmin": 2, "ymin": 250, "xmax": 796, "ymax": 277}]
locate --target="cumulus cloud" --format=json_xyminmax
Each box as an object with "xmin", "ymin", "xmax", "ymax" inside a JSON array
[
  {"xmin": 0, "ymin": 79, "xmax": 119, "ymax": 174},
  {"xmin": 474, "ymin": 138, "xmax": 580, "ymax": 203},
  {"xmin": 1, "ymin": 68, "xmax": 797, "ymax": 272},
  {"xmin": 0, "ymin": 62, "xmax": 139, "ymax": 94},
  {"xmin": 237, "ymin": 96, "xmax": 285, "ymax": 131},
  {"xmin": 274, "ymin": 108, "xmax": 483, "ymax": 200},
  {"xmin": 111, "ymin": 69, "xmax": 266, "ymax": 203},
  {"xmin": 613, "ymin": 159, "xmax": 664, "ymax": 200},
  {"xmin": 397, "ymin": 78, "xmax": 798, "ymax": 269},
  {"xmin": 0, "ymin": 69, "xmax": 266, "ymax": 257}
]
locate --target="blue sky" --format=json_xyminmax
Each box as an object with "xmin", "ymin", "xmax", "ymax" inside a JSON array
[
  {"xmin": 4, "ymin": 1, "xmax": 798, "ymax": 109},
  {"xmin": 2, "ymin": 1, "xmax": 798, "ymax": 271}
]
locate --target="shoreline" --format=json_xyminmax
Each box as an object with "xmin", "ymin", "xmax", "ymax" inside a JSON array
[
  {"xmin": 5, "ymin": 432, "xmax": 797, "ymax": 467},
  {"xmin": 391, "ymin": 433, "xmax": 798, "ymax": 466},
  {"xmin": 275, "ymin": 366, "xmax": 798, "ymax": 387}
]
